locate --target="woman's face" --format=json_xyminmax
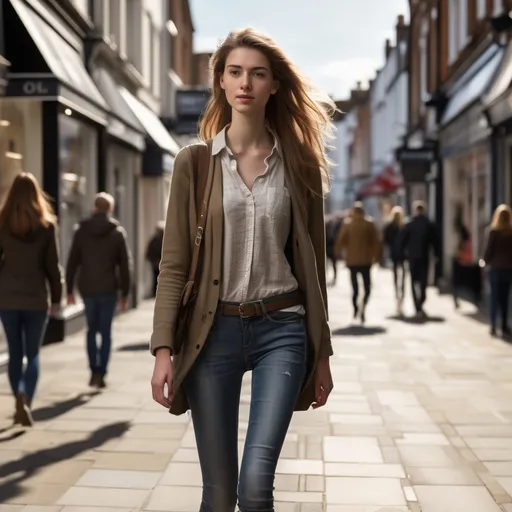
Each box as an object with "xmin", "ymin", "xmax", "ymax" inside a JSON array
[{"xmin": 220, "ymin": 47, "xmax": 279, "ymax": 115}]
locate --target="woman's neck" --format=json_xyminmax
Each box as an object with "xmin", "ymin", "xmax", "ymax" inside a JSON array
[{"xmin": 226, "ymin": 111, "xmax": 272, "ymax": 154}]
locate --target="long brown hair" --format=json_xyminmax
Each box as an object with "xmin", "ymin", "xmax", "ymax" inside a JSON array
[
  {"xmin": 199, "ymin": 27, "xmax": 337, "ymax": 200},
  {"xmin": 390, "ymin": 205, "xmax": 405, "ymax": 228},
  {"xmin": 491, "ymin": 204, "xmax": 512, "ymax": 231},
  {"xmin": 0, "ymin": 172, "xmax": 56, "ymax": 236}
]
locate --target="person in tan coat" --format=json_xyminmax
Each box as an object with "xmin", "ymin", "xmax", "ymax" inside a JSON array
[
  {"xmin": 335, "ymin": 202, "xmax": 382, "ymax": 323},
  {"xmin": 149, "ymin": 27, "xmax": 334, "ymax": 512}
]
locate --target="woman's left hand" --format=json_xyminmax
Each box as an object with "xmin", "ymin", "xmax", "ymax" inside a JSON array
[{"xmin": 312, "ymin": 356, "xmax": 333, "ymax": 409}]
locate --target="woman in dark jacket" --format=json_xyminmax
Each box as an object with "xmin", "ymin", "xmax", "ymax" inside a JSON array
[
  {"xmin": 383, "ymin": 206, "xmax": 406, "ymax": 315},
  {"xmin": 483, "ymin": 204, "xmax": 512, "ymax": 338},
  {"xmin": 0, "ymin": 172, "xmax": 63, "ymax": 426}
]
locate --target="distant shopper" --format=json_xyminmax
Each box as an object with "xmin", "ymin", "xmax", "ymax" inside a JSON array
[
  {"xmin": 335, "ymin": 202, "xmax": 382, "ymax": 323},
  {"xmin": 66, "ymin": 192, "xmax": 132, "ymax": 388},
  {"xmin": 145, "ymin": 221, "xmax": 165, "ymax": 297},
  {"xmin": 400, "ymin": 201, "xmax": 439, "ymax": 318},
  {"xmin": 483, "ymin": 204, "xmax": 512, "ymax": 338},
  {"xmin": 325, "ymin": 212, "xmax": 344, "ymax": 286},
  {"xmin": 0, "ymin": 173, "xmax": 63, "ymax": 426},
  {"xmin": 383, "ymin": 206, "xmax": 406, "ymax": 315}
]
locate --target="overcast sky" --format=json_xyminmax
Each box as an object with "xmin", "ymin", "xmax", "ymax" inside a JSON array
[{"xmin": 190, "ymin": 0, "xmax": 409, "ymax": 100}]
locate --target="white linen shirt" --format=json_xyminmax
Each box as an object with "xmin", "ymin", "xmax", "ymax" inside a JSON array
[{"xmin": 212, "ymin": 126, "xmax": 304, "ymax": 313}]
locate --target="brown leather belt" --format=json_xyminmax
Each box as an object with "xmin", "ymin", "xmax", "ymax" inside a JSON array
[{"xmin": 217, "ymin": 291, "xmax": 303, "ymax": 318}]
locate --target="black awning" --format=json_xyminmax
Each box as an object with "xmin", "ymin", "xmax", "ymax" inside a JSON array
[{"xmin": 3, "ymin": 0, "xmax": 108, "ymax": 124}]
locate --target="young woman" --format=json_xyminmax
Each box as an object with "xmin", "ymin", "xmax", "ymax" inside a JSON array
[
  {"xmin": 0, "ymin": 173, "xmax": 63, "ymax": 426},
  {"xmin": 483, "ymin": 204, "xmax": 512, "ymax": 338},
  {"xmin": 383, "ymin": 206, "xmax": 406, "ymax": 314},
  {"xmin": 150, "ymin": 27, "xmax": 335, "ymax": 512}
]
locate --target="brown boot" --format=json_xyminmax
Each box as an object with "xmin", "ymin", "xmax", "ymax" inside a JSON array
[{"xmin": 14, "ymin": 392, "xmax": 34, "ymax": 427}]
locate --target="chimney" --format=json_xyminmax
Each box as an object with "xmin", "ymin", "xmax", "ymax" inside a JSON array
[
  {"xmin": 385, "ymin": 38, "xmax": 392, "ymax": 59},
  {"xmin": 396, "ymin": 13, "xmax": 409, "ymax": 43}
]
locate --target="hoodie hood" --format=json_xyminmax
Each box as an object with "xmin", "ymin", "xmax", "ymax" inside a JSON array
[{"xmin": 80, "ymin": 212, "xmax": 119, "ymax": 237}]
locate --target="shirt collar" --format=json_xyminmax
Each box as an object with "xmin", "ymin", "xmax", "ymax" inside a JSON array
[{"xmin": 211, "ymin": 124, "xmax": 282, "ymax": 158}]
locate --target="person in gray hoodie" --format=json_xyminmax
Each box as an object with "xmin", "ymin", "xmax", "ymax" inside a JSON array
[{"xmin": 66, "ymin": 192, "xmax": 132, "ymax": 388}]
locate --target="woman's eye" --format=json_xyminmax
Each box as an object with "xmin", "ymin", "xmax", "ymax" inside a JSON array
[
  {"xmin": 254, "ymin": 72, "xmax": 264, "ymax": 77},
  {"xmin": 230, "ymin": 70, "xmax": 240, "ymax": 76}
]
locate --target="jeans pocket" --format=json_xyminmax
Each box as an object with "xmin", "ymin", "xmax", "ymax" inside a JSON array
[{"xmin": 265, "ymin": 311, "xmax": 304, "ymax": 324}]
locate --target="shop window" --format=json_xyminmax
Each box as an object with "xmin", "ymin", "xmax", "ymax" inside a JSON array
[
  {"xmin": 58, "ymin": 114, "xmax": 97, "ymax": 266},
  {"xmin": 0, "ymin": 103, "xmax": 24, "ymax": 202}
]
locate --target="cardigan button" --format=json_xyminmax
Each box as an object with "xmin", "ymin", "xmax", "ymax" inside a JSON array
[
  {"xmin": 213, "ymin": 279, "xmax": 219, "ymax": 285},
  {"xmin": 196, "ymin": 344, "xmax": 200, "ymax": 350}
]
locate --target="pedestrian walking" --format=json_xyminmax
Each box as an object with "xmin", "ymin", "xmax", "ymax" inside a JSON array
[
  {"xmin": 383, "ymin": 205, "xmax": 406, "ymax": 315},
  {"xmin": 483, "ymin": 204, "xmax": 512, "ymax": 338},
  {"xmin": 150, "ymin": 27, "xmax": 334, "ymax": 512},
  {"xmin": 400, "ymin": 201, "xmax": 440, "ymax": 318},
  {"xmin": 325, "ymin": 211, "xmax": 344, "ymax": 286},
  {"xmin": 145, "ymin": 221, "xmax": 165, "ymax": 297},
  {"xmin": 452, "ymin": 208, "xmax": 473, "ymax": 309},
  {"xmin": 0, "ymin": 173, "xmax": 63, "ymax": 426},
  {"xmin": 335, "ymin": 202, "xmax": 382, "ymax": 324},
  {"xmin": 66, "ymin": 192, "xmax": 132, "ymax": 388}
]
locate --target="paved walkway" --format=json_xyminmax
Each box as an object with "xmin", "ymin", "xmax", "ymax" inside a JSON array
[{"xmin": 1, "ymin": 267, "xmax": 512, "ymax": 511}]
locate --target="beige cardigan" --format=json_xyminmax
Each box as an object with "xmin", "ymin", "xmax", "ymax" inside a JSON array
[{"xmin": 150, "ymin": 143, "xmax": 333, "ymax": 415}]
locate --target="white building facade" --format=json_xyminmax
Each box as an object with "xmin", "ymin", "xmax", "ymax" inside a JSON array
[{"xmin": 367, "ymin": 17, "xmax": 409, "ymax": 224}]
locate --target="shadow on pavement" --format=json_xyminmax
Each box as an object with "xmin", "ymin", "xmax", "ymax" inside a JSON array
[
  {"xmin": 117, "ymin": 342, "xmax": 149, "ymax": 352},
  {"xmin": 32, "ymin": 390, "xmax": 101, "ymax": 423},
  {"xmin": 332, "ymin": 325, "xmax": 387, "ymax": 336},
  {"xmin": 0, "ymin": 429, "xmax": 26, "ymax": 443},
  {"xmin": 386, "ymin": 314, "xmax": 446, "ymax": 324},
  {"xmin": 0, "ymin": 421, "xmax": 130, "ymax": 503}
]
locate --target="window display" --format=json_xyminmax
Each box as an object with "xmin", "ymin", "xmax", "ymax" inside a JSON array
[
  {"xmin": 0, "ymin": 102, "xmax": 25, "ymax": 203},
  {"xmin": 58, "ymin": 114, "xmax": 97, "ymax": 265}
]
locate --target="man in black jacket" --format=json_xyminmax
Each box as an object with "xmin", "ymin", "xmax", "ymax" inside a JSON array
[
  {"xmin": 66, "ymin": 193, "xmax": 132, "ymax": 388},
  {"xmin": 400, "ymin": 201, "xmax": 440, "ymax": 318}
]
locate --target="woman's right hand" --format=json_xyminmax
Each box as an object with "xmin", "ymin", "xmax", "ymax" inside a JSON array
[{"xmin": 151, "ymin": 348, "xmax": 174, "ymax": 409}]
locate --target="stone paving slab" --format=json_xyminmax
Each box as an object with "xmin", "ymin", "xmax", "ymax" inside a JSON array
[{"xmin": 1, "ymin": 267, "xmax": 512, "ymax": 510}]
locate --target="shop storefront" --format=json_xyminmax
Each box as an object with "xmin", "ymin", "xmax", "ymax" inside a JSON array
[
  {"xmin": 119, "ymin": 87, "xmax": 180, "ymax": 300},
  {"xmin": 1, "ymin": 0, "xmax": 110, "ymax": 341},
  {"xmin": 484, "ymin": 39, "xmax": 512, "ymax": 209},
  {"xmin": 438, "ymin": 43, "xmax": 503, "ymax": 296}
]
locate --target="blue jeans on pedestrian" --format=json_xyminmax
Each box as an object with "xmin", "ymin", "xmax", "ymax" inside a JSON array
[
  {"xmin": 0, "ymin": 309, "xmax": 49, "ymax": 401},
  {"xmin": 183, "ymin": 308, "xmax": 308, "ymax": 512},
  {"xmin": 489, "ymin": 268, "xmax": 512, "ymax": 331},
  {"xmin": 83, "ymin": 294, "xmax": 117, "ymax": 376}
]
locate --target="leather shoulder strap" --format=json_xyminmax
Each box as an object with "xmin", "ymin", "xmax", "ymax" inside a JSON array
[
  {"xmin": 185, "ymin": 140, "xmax": 213, "ymax": 292},
  {"xmin": 193, "ymin": 141, "xmax": 212, "ymax": 220}
]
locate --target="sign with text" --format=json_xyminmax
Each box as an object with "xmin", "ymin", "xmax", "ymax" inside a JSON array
[
  {"xmin": 176, "ymin": 88, "xmax": 210, "ymax": 118},
  {"xmin": 5, "ymin": 76, "xmax": 59, "ymax": 98}
]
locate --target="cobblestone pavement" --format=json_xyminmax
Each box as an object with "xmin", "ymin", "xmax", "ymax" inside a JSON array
[{"xmin": 1, "ymin": 266, "xmax": 512, "ymax": 511}]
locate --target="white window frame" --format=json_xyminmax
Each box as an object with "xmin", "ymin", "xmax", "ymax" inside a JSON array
[
  {"xmin": 448, "ymin": 0, "xmax": 469, "ymax": 64},
  {"xmin": 419, "ymin": 19, "xmax": 429, "ymax": 108},
  {"xmin": 476, "ymin": 0, "xmax": 487, "ymax": 19},
  {"xmin": 142, "ymin": 11, "xmax": 152, "ymax": 86},
  {"xmin": 448, "ymin": 0, "xmax": 458, "ymax": 63},
  {"xmin": 458, "ymin": 0, "xmax": 468, "ymax": 50}
]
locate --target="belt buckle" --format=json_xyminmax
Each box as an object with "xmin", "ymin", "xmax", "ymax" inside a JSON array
[{"xmin": 238, "ymin": 299, "xmax": 267, "ymax": 318}]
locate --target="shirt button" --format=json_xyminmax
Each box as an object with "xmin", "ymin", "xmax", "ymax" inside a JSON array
[
  {"xmin": 196, "ymin": 344, "xmax": 201, "ymax": 350},
  {"xmin": 213, "ymin": 279, "xmax": 219, "ymax": 285}
]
